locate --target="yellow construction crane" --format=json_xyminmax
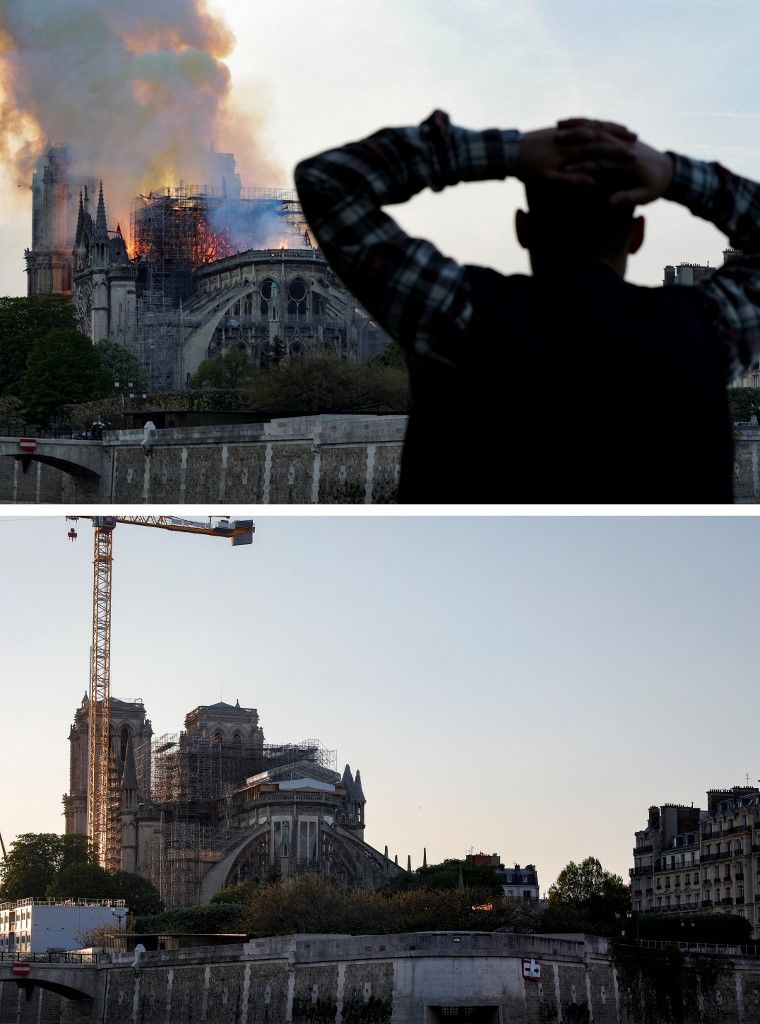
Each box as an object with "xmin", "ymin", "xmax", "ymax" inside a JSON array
[{"xmin": 66, "ymin": 515, "xmax": 254, "ymax": 869}]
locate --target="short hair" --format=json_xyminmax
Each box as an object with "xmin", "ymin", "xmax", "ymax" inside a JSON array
[{"xmin": 524, "ymin": 179, "xmax": 636, "ymax": 261}]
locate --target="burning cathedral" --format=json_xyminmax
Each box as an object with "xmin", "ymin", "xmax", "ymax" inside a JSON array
[{"xmin": 26, "ymin": 145, "xmax": 390, "ymax": 391}]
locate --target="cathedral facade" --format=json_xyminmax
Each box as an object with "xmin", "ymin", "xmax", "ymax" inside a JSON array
[
  {"xmin": 72, "ymin": 185, "xmax": 137, "ymax": 349},
  {"xmin": 64, "ymin": 696, "xmax": 401, "ymax": 908}
]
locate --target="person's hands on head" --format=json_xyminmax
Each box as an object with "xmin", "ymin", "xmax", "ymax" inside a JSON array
[
  {"xmin": 556, "ymin": 118, "xmax": 674, "ymax": 206},
  {"xmin": 517, "ymin": 120, "xmax": 637, "ymax": 189}
]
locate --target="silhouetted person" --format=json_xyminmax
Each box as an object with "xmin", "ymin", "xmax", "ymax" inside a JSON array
[{"xmin": 295, "ymin": 113, "xmax": 760, "ymax": 502}]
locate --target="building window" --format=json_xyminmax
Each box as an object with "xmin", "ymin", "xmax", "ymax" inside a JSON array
[
  {"xmin": 287, "ymin": 277, "xmax": 308, "ymax": 316},
  {"xmin": 260, "ymin": 279, "xmax": 278, "ymax": 319}
]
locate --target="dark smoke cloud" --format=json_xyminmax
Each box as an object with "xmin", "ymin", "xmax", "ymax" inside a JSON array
[{"xmin": 0, "ymin": 0, "xmax": 253, "ymax": 220}]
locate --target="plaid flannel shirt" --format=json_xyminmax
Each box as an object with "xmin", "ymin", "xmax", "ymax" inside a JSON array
[{"xmin": 295, "ymin": 111, "xmax": 760, "ymax": 380}]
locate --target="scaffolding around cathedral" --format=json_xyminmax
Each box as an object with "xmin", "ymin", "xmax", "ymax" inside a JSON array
[
  {"xmin": 130, "ymin": 184, "xmax": 310, "ymax": 298},
  {"xmin": 133, "ymin": 290, "xmax": 187, "ymax": 393},
  {"xmin": 128, "ymin": 184, "xmax": 312, "ymax": 391},
  {"xmin": 134, "ymin": 732, "xmax": 336, "ymax": 906}
]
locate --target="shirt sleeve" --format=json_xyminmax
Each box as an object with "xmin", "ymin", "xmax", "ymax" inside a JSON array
[
  {"xmin": 666, "ymin": 153, "xmax": 760, "ymax": 380},
  {"xmin": 294, "ymin": 110, "xmax": 521, "ymax": 366}
]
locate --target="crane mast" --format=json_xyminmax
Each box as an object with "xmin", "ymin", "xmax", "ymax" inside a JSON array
[
  {"xmin": 88, "ymin": 521, "xmax": 114, "ymax": 866},
  {"xmin": 67, "ymin": 515, "xmax": 254, "ymax": 868}
]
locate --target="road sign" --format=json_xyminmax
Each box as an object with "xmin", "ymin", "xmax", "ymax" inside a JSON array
[
  {"xmin": 522, "ymin": 958, "xmax": 541, "ymax": 980},
  {"xmin": 18, "ymin": 439, "xmax": 37, "ymax": 454},
  {"xmin": 12, "ymin": 962, "xmax": 31, "ymax": 977}
]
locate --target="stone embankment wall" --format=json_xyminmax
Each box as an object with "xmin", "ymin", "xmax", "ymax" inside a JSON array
[
  {"xmin": 735, "ymin": 425, "xmax": 760, "ymax": 501},
  {"xmin": 4, "ymin": 932, "xmax": 760, "ymax": 1024},
  {"xmin": 0, "ymin": 416, "xmax": 406, "ymax": 504},
  {"xmin": 5, "ymin": 421, "xmax": 760, "ymax": 504}
]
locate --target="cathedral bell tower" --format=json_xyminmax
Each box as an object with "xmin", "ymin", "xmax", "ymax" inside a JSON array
[{"xmin": 91, "ymin": 183, "xmax": 110, "ymax": 343}]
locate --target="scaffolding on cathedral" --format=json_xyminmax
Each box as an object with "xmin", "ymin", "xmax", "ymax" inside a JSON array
[
  {"xmin": 128, "ymin": 184, "xmax": 312, "ymax": 392},
  {"xmin": 134, "ymin": 732, "xmax": 336, "ymax": 907},
  {"xmin": 133, "ymin": 290, "xmax": 191, "ymax": 393}
]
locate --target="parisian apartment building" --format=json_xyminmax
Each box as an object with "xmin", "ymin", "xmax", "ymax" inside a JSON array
[
  {"xmin": 465, "ymin": 853, "xmax": 540, "ymax": 901},
  {"xmin": 631, "ymin": 786, "xmax": 760, "ymax": 937}
]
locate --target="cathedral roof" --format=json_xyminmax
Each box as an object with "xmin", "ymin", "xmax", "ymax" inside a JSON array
[
  {"xmin": 108, "ymin": 230, "xmax": 129, "ymax": 265},
  {"xmin": 204, "ymin": 700, "xmax": 250, "ymax": 714},
  {"xmin": 245, "ymin": 760, "xmax": 340, "ymax": 787}
]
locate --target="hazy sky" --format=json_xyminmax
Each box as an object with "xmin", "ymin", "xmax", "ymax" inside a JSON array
[
  {"xmin": 2, "ymin": 0, "xmax": 760, "ymax": 295},
  {"xmin": 2, "ymin": 514, "xmax": 759, "ymax": 892}
]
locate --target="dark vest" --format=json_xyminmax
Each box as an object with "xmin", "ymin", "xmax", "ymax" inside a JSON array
[{"xmin": 400, "ymin": 262, "xmax": 734, "ymax": 504}]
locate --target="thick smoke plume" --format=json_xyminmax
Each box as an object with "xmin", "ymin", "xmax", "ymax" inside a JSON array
[
  {"xmin": 0, "ymin": 1, "xmax": 273, "ymax": 223},
  {"xmin": 210, "ymin": 199, "xmax": 310, "ymax": 252}
]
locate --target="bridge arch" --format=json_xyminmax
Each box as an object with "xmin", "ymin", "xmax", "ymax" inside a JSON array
[
  {"xmin": 2, "ymin": 978, "xmax": 92, "ymax": 1001},
  {"xmin": 0, "ymin": 438, "xmax": 103, "ymax": 481}
]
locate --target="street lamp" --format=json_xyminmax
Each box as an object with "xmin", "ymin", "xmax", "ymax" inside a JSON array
[
  {"xmin": 113, "ymin": 380, "xmax": 135, "ymax": 412},
  {"xmin": 112, "ymin": 907, "xmax": 127, "ymax": 954}
]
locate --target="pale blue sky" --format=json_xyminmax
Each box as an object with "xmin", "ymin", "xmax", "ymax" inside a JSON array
[
  {"xmin": 1, "ymin": 514, "xmax": 758, "ymax": 891},
  {"xmin": 2, "ymin": 0, "xmax": 760, "ymax": 294}
]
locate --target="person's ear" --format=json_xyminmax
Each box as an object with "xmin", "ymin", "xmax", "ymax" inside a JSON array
[
  {"xmin": 628, "ymin": 215, "xmax": 645, "ymax": 255},
  {"xmin": 515, "ymin": 209, "xmax": 530, "ymax": 250}
]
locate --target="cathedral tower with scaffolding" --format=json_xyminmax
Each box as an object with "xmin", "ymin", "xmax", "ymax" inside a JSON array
[{"xmin": 65, "ymin": 695, "xmax": 401, "ymax": 907}]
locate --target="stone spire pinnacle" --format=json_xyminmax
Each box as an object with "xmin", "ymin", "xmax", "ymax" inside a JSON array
[
  {"xmin": 120, "ymin": 736, "xmax": 137, "ymax": 791},
  {"xmin": 95, "ymin": 181, "xmax": 107, "ymax": 239},
  {"xmin": 353, "ymin": 769, "xmax": 365, "ymax": 803},
  {"xmin": 341, "ymin": 764, "xmax": 355, "ymax": 799},
  {"xmin": 423, "ymin": 847, "xmax": 427, "ymax": 869},
  {"xmin": 406, "ymin": 854, "xmax": 412, "ymax": 872}
]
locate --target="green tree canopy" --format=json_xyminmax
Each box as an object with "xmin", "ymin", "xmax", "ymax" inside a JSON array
[
  {"xmin": 94, "ymin": 339, "xmax": 148, "ymax": 393},
  {"xmin": 728, "ymin": 387, "xmax": 760, "ymax": 423},
  {"xmin": 135, "ymin": 902, "xmax": 244, "ymax": 935},
  {"xmin": 383, "ymin": 858, "xmax": 503, "ymax": 896},
  {"xmin": 209, "ymin": 880, "xmax": 259, "ymax": 906},
  {"xmin": 0, "ymin": 834, "xmax": 161, "ymax": 918},
  {"xmin": 239, "ymin": 876, "xmax": 510, "ymax": 938},
  {"xmin": 109, "ymin": 872, "xmax": 164, "ymax": 917},
  {"xmin": 20, "ymin": 329, "xmax": 111, "ymax": 423},
  {"xmin": 365, "ymin": 343, "xmax": 407, "ymax": 372},
  {"xmin": 0, "ymin": 296, "xmax": 77, "ymax": 397},
  {"xmin": 636, "ymin": 911, "xmax": 751, "ymax": 945},
  {"xmin": 545, "ymin": 857, "xmax": 629, "ymax": 935},
  {"xmin": 251, "ymin": 354, "xmax": 409, "ymax": 416},
  {"xmin": 48, "ymin": 862, "xmax": 115, "ymax": 901},
  {"xmin": 0, "ymin": 833, "xmax": 93, "ymax": 901},
  {"xmin": 184, "ymin": 353, "xmax": 410, "ymax": 417},
  {"xmin": 46, "ymin": 864, "xmax": 162, "ymax": 917},
  {"xmin": 190, "ymin": 348, "xmax": 257, "ymax": 390}
]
